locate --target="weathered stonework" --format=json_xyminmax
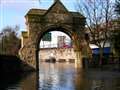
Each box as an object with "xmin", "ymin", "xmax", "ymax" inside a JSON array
[{"xmin": 19, "ymin": 0, "xmax": 87, "ymax": 70}]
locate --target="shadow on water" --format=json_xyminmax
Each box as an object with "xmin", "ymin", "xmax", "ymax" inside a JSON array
[
  {"xmin": 1, "ymin": 63, "xmax": 120, "ymax": 90},
  {"xmin": 0, "ymin": 72, "xmax": 38, "ymax": 90},
  {"xmin": 0, "ymin": 55, "xmax": 38, "ymax": 90}
]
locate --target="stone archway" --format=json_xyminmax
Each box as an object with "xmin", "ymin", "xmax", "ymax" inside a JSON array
[{"xmin": 19, "ymin": 0, "xmax": 87, "ymax": 70}]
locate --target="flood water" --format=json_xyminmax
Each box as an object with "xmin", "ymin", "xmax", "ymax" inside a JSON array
[{"xmin": 1, "ymin": 62, "xmax": 120, "ymax": 90}]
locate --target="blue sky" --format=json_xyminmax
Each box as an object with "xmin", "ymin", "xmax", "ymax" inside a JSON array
[
  {"xmin": 0, "ymin": 0, "xmax": 115, "ymax": 32},
  {"xmin": 0, "ymin": 0, "xmax": 78, "ymax": 32},
  {"xmin": 0, "ymin": 0, "xmax": 78, "ymax": 47},
  {"xmin": 0, "ymin": 0, "xmax": 114, "ymax": 47}
]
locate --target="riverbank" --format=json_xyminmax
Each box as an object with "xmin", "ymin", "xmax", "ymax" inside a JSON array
[{"xmin": 0, "ymin": 55, "xmax": 35, "ymax": 74}]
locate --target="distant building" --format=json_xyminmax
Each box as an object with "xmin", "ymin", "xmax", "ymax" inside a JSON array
[
  {"xmin": 89, "ymin": 44, "xmax": 110, "ymax": 54},
  {"xmin": 57, "ymin": 36, "xmax": 66, "ymax": 48}
]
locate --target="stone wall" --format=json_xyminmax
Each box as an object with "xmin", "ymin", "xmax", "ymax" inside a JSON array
[{"xmin": 0, "ymin": 55, "xmax": 35, "ymax": 73}]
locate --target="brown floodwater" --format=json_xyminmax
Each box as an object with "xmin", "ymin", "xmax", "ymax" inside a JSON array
[{"xmin": 1, "ymin": 62, "xmax": 120, "ymax": 90}]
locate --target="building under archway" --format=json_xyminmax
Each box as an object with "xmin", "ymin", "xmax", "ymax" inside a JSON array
[{"xmin": 39, "ymin": 30, "xmax": 74, "ymax": 63}]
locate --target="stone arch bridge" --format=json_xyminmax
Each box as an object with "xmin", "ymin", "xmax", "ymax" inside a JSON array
[{"xmin": 19, "ymin": 0, "xmax": 89, "ymax": 70}]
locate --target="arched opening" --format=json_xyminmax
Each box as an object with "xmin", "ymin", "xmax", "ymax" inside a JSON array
[
  {"xmin": 36, "ymin": 27, "xmax": 84, "ymax": 90},
  {"xmin": 39, "ymin": 31, "xmax": 73, "ymax": 62},
  {"xmin": 36, "ymin": 26, "xmax": 75, "ymax": 70}
]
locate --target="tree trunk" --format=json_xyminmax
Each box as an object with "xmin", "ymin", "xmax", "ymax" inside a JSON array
[{"xmin": 99, "ymin": 47, "xmax": 103, "ymax": 66}]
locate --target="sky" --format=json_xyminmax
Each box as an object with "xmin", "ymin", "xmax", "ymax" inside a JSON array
[
  {"xmin": 0, "ymin": 0, "xmax": 115, "ymax": 32},
  {"xmin": 0, "ymin": 0, "xmax": 77, "ymax": 46},
  {"xmin": 40, "ymin": 31, "xmax": 71, "ymax": 48},
  {"xmin": 0, "ymin": 0, "xmax": 113, "ymax": 48},
  {"xmin": 0, "ymin": 0, "xmax": 78, "ymax": 32}
]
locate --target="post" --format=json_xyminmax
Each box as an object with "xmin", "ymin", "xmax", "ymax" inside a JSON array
[
  {"xmin": 75, "ymin": 50, "xmax": 83, "ymax": 68},
  {"xmin": 72, "ymin": 32, "xmax": 83, "ymax": 68}
]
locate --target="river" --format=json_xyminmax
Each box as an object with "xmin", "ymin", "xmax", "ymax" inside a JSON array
[{"xmin": 1, "ymin": 62, "xmax": 120, "ymax": 90}]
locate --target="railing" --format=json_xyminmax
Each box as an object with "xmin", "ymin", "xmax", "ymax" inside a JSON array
[
  {"xmin": 40, "ymin": 43, "xmax": 72, "ymax": 48},
  {"xmin": 40, "ymin": 43, "xmax": 57, "ymax": 48}
]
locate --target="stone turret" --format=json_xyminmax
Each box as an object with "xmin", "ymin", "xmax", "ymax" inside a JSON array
[{"xmin": 54, "ymin": 0, "xmax": 59, "ymax": 2}]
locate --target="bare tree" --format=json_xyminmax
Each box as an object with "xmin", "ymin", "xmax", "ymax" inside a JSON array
[
  {"xmin": 115, "ymin": 0, "xmax": 120, "ymax": 16},
  {"xmin": 111, "ymin": 0, "xmax": 120, "ymax": 57},
  {"xmin": 76, "ymin": 0, "xmax": 115, "ymax": 64}
]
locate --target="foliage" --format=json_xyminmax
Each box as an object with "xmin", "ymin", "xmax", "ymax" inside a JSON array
[{"xmin": 0, "ymin": 26, "xmax": 21, "ymax": 56}]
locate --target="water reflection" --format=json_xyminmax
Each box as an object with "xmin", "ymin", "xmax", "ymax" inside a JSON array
[
  {"xmin": 1, "ymin": 63, "xmax": 120, "ymax": 90},
  {"xmin": 39, "ymin": 63, "xmax": 120, "ymax": 90},
  {"xmin": 39, "ymin": 63, "xmax": 77, "ymax": 90}
]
